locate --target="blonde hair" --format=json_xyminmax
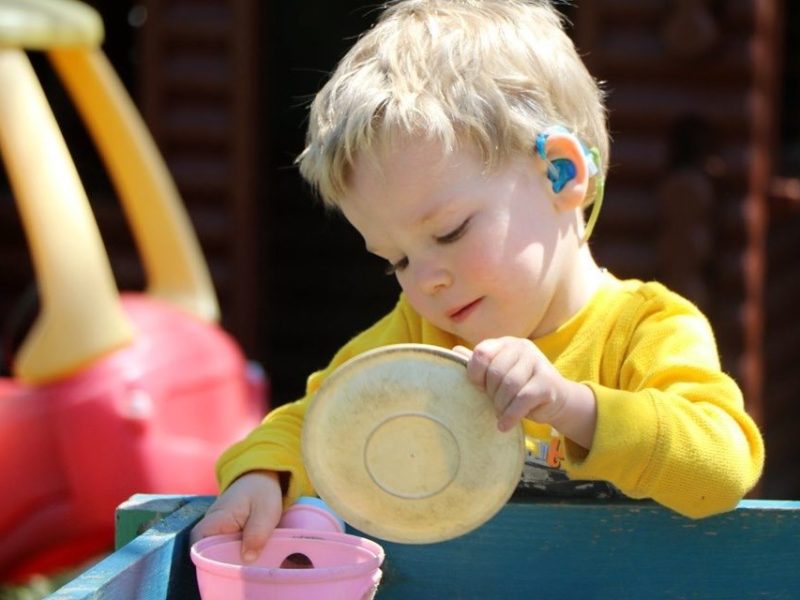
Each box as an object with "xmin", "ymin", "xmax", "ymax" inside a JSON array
[{"xmin": 297, "ymin": 0, "xmax": 608, "ymax": 209}]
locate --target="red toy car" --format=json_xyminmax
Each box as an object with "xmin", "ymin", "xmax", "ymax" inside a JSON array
[{"xmin": 0, "ymin": 0, "xmax": 265, "ymax": 580}]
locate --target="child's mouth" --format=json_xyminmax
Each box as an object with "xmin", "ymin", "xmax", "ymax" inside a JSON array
[{"xmin": 448, "ymin": 298, "xmax": 482, "ymax": 323}]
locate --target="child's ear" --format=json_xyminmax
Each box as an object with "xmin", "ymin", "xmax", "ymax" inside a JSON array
[{"xmin": 535, "ymin": 131, "xmax": 590, "ymax": 211}]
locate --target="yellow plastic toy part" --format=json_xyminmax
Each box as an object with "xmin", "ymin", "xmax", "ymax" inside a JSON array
[
  {"xmin": 0, "ymin": 49, "xmax": 134, "ymax": 384},
  {"xmin": 0, "ymin": 0, "xmax": 102, "ymax": 49},
  {"xmin": 0, "ymin": 0, "xmax": 220, "ymax": 382},
  {"xmin": 49, "ymin": 47, "xmax": 221, "ymax": 324}
]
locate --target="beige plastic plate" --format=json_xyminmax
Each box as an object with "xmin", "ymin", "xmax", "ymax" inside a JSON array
[{"xmin": 302, "ymin": 343, "xmax": 525, "ymax": 543}]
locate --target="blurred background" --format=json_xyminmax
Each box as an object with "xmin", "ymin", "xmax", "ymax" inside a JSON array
[{"xmin": 0, "ymin": 0, "xmax": 797, "ymax": 505}]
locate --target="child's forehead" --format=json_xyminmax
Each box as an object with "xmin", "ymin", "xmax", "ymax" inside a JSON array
[
  {"xmin": 351, "ymin": 134, "xmax": 490, "ymax": 185},
  {"xmin": 342, "ymin": 133, "xmax": 536, "ymax": 232},
  {"xmin": 346, "ymin": 138, "xmax": 487, "ymax": 213},
  {"xmin": 343, "ymin": 138, "xmax": 472, "ymax": 217}
]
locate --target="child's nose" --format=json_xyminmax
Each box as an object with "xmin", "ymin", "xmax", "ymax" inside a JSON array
[{"xmin": 414, "ymin": 261, "xmax": 452, "ymax": 295}]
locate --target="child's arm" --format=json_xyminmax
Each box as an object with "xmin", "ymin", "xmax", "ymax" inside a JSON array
[
  {"xmin": 192, "ymin": 295, "xmax": 448, "ymax": 552},
  {"xmin": 212, "ymin": 297, "xmax": 426, "ymax": 504},
  {"xmin": 568, "ymin": 292, "xmax": 764, "ymax": 518},
  {"xmin": 457, "ymin": 294, "xmax": 764, "ymax": 519}
]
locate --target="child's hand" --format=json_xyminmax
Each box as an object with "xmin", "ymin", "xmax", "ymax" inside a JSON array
[
  {"xmin": 190, "ymin": 470, "xmax": 283, "ymax": 562},
  {"xmin": 454, "ymin": 337, "xmax": 597, "ymax": 449}
]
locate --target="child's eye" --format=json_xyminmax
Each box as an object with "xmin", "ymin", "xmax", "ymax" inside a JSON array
[
  {"xmin": 384, "ymin": 257, "xmax": 409, "ymax": 275},
  {"xmin": 435, "ymin": 217, "xmax": 471, "ymax": 244}
]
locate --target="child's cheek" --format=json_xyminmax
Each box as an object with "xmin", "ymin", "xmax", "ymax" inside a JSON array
[{"xmin": 459, "ymin": 239, "xmax": 499, "ymax": 284}]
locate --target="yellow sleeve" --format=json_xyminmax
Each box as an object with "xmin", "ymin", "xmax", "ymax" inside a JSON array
[
  {"xmin": 215, "ymin": 295, "xmax": 440, "ymax": 505},
  {"xmin": 563, "ymin": 290, "xmax": 764, "ymax": 518}
]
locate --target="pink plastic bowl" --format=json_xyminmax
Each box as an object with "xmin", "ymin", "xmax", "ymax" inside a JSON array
[{"xmin": 191, "ymin": 530, "xmax": 384, "ymax": 600}]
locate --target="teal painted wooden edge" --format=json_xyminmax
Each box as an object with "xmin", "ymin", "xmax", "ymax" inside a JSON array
[
  {"xmin": 365, "ymin": 497, "xmax": 800, "ymax": 599},
  {"xmin": 49, "ymin": 496, "xmax": 214, "ymax": 599},
  {"xmin": 114, "ymin": 494, "xmax": 213, "ymax": 549},
  {"xmin": 50, "ymin": 496, "xmax": 800, "ymax": 599}
]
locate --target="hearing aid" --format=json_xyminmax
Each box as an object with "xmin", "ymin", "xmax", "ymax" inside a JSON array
[
  {"xmin": 535, "ymin": 126, "xmax": 604, "ymax": 242},
  {"xmin": 535, "ymin": 126, "xmax": 598, "ymax": 193},
  {"xmin": 545, "ymin": 158, "xmax": 576, "ymax": 193}
]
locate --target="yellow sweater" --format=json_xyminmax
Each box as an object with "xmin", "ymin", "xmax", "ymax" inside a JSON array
[{"xmin": 217, "ymin": 273, "xmax": 764, "ymax": 519}]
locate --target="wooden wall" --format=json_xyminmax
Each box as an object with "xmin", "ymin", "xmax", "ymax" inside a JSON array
[
  {"xmin": 763, "ymin": 0, "xmax": 800, "ymax": 499},
  {"xmin": 574, "ymin": 0, "xmax": 798, "ymax": 498},
  {"xmin": 574, "ymin": 2, "xmax": 773, "ymax": 421},
  {"xmin": 136, "ymin": 0, "xmax": 262, "ymax": 354},
  {"xmin": 0, "ymin": 0, "xmax": 797, "ymax": 497}
]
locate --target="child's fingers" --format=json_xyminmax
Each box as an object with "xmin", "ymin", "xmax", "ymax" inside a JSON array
[
  {"xmin": 190, "ymin": 505, "xmax": 243, "ymax": 545},
  {"xmin": 491, "ymin": 356, "xmax": 534, "ymax": 419},
  {"xmin": 483, "ymin": 348, "xmax": 520, "ymax": 398},
  {"xmin": 465, "ymin": 338, "xmax": 503, "ymax": 387},
  {"xmin": 189, "ymin": 515, "xmax": 215, "ymax": 545},
  {"xmin": 240, "ymin": 497, "xmax": 281, "ymax": 562},
  {"xmin": 498, "ymin": 382, "xmax": 545, "ymax": 432}
]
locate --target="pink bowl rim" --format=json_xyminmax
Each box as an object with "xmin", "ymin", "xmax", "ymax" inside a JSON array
[{"xmin": 191, "ymin": 530, "xmax": 384, "ymax": 583}]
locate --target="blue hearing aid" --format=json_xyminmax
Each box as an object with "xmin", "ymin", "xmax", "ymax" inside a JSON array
[
  {"xmin": 535, "ymin": 126, "xmax": 605, "ymax": 242},
  {"xmin": 545, "ymin": 158, "xmax": 576, "ymax": 193},
  {"xmin": 535, "ymin": 126, "xmax": 598, "ymax": 193}
]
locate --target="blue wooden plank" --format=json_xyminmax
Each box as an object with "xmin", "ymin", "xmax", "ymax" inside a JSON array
[
  {"xmin": 51, "ymin": 496, "xmax": 800, "ymax": 599},
  {"xmin": 364, "ymin": 498, "xmax": 800, "ymax": 599},
  {"xmin": 114, "ymin": 494, "xmax": 202, "ymax": 549},
  {"xmin": 50, "ymin": 496, "xmax": 213, "ymax": 600}
]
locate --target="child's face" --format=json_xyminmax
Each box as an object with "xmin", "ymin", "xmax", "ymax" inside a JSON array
[{"xmin": 340, "ymin": 136, "xmax": 586, "ymax": 345}]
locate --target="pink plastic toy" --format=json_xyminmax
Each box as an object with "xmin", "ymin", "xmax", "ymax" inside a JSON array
[
  {"xmin": 277, "ymin": 496, "xmax": 346, "ymax": 533},
  {"xmin": 0, "ymin": 0, "xmax": 266, "ymax": 580},
  {"xmin": 0, "ymin": 295, "xmax": 266, "ymax": 579},
  {"xmin": 191, "ymin": 531, "xmax": 384, "ymax": 600}
]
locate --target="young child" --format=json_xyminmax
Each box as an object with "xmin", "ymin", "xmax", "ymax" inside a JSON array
[{"xmin": 192, "ymin": 0, "xmax": 764, "ymax": 561}]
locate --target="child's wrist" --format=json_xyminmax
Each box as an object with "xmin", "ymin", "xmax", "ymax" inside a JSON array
[{"xmin": 550, "ymin": 381, "xmax": 597, "ymax": 450}]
